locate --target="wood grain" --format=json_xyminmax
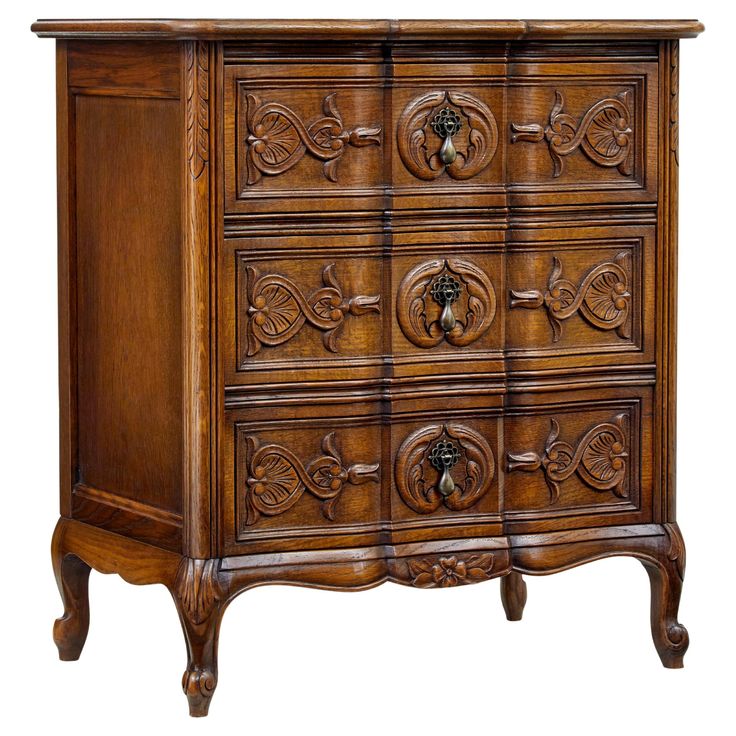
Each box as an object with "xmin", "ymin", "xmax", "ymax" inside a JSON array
[{"xmin": 36, "ymin": 24, "xmax": 702, "ymax": 716}]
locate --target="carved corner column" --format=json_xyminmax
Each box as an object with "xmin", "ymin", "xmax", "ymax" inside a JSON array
[
  {"xmin": 171, "ymin": 558, "xmax": 229, "ymax": 717},
  {"xmin": 660, "ymin": 39, "xmax": 680, "ymax": 522},
  {"xmin": 182, "ymin": 40, "xmax": 214, "ymax": 559}
]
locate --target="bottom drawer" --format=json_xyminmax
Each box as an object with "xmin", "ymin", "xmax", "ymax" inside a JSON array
[{"xmin": 221, "ymin": 385, "xmax": 654, "ymax": 553}]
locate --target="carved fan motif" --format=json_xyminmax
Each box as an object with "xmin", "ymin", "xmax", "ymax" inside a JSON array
[
  {"xmin": 395, "ymin": 424, "xmax": 495, "ymax": 514},
  {"xmin": 245, "ymin": 263, "xmax": 380, "ymax": 356},
  {"xmin": 243, "ymin": 432, "xmax": 379, "ymax": 525},
  {"xmin": 510, "ymin": 252, "xmax": 631, "ymax": 342},
  {"xmin": 397, "ymin": 258, "xmax": 496, "ymax": 348},
  {"xmin": 244, "ymin": 93, "xmax": 381, "ymax": 184},
  {"xmin": 511, "ymin": 90, "xmax": 634, "ymax": 177},
  {"xmin": 397, "ymin": 90, "xmax": 498, "ymax": 180},
  {"xmin": 506, "ymin": 415, "xmax": 629, "ymax": 503}
]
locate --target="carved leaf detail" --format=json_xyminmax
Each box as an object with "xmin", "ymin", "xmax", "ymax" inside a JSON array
[
  {"xmin": 511, "ymin": 89, "xmax": 633, "ymax": 177},
  {"xmin": 397, "ymin": 90, "xmax": 498, "ymax": 180},
  {"xmin": 243, "ymin": 433, "xmax": 379, "ymax": 526},
  {"xmin": 395, "ymin": 424, "xmax": 495, "ymax": 514},
  {"xmin": 397, "ymin": 258, "xmax": 496, "ymax": 349},
  {"xmin": 506, "ymin": 415, "xmax": 629, "ymax": 503},
  {"xmin": 245, "ymin": 264, "xmax": 380, "ymax": 356},
  {"xmin": 175, "ymin": 558, "xmax": 221, "ymax": 625},
  {"xmin": 186, "ymin": 42, "xmax": 209, "ymax": 180},
  {"xmin": 244, "ymin": 93, "xmax": 380, "ymax": 184},
  {"xmin": 510, "ymin": 253, "xmax": 631, "ymax": 342}
]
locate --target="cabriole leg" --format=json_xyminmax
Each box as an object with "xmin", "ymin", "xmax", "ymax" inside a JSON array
[
  {"xmin": 52, "ymin": 522, "xmax": 92, "ymax": 661},
  {"xmin": 171, "ymin": 558, "xmax": 227, "ymax": 717},
  {"xmin": 642, "ymin": 523, "xmax": 689, "ymax": 668},
  {"xmin": 500, "ymin": 571, "xmax": 527, "ymax": 621}
]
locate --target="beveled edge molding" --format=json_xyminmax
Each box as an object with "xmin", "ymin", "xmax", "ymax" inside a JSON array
[
  {"xmin": 70, "ymin": 483, "xmax": 183, "ymax": 552},
  {"xmin": 31, "ymin": 19, "xmax": 706, "ymax": 41},
  {"xmin": 182, "ymin": 40, "xmax": 213, "ymax": 559}
]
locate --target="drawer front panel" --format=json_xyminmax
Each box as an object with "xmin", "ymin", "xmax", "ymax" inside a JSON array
[
  {"xmin": 222, "ymin": 386, "xmax": 653, "ymax": 553},
  {"xmin": 224, "ymin": 224, "xmax": 654, "ymax": 387},
  {"xmin": 226, "ymin": 53, "xmax": 658, "ymax": 213},
  {"xmin": 503, "ymin": 387, "xmax": 653, "ymax": 531}
]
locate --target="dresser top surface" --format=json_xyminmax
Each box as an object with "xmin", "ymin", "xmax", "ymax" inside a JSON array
[{"xmin": 31, "ymin": 18, "xmax": 704, "ymax": 41}]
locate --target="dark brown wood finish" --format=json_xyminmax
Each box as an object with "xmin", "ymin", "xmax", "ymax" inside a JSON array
[{"xmin": 34, "ymin": 19, "xmax": 703, "ymax": 717}]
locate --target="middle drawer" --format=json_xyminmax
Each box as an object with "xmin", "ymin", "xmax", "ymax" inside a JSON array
[{"xmin": 222, "ymin": 223, "xmax": 655, "ymax": 387}]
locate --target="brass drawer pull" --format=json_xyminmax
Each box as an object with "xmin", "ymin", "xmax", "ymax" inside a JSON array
[
  {"xmin": 431, "ymin": 107, "xmax": 462, "ymax": 164},
  {"xmin": 429, "ymin": 439, "xmax": 461, "ymax": 496},
  {"xmin": 430, "ymin": 273, "xmax": 462, "ymax": 333}
]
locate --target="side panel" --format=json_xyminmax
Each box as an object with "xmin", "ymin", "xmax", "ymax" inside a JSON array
[{"xmin": 58, "ymin": 41, "xmax": 186, "ymax": 551}]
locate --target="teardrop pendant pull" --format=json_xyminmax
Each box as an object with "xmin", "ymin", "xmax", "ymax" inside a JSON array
[
  {"xmin": 438, "ymin": 465, "xmax": 455, "ymax": 496},
  {"xmin": 439, "ymin": 300, "xmax": 456, "ymax": 333},
  {"xmin": 440, "ymin": 135, "xmax": 456, "ymax": 165}
]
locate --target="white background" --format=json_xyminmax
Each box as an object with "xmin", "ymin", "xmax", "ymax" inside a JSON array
[{"xmin": 1, "ymin": 2, "xmax": 733, "ymax": 734}]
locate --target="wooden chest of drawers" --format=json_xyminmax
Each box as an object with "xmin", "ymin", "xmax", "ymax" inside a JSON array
[{"xmin": 33, "ymin": 18, "xmax": 704, "ymax": 717}]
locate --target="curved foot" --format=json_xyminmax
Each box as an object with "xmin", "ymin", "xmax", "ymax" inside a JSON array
[
  {"xmin": 52, "ymin": 521, "xmax": 92, "ymax": 660},
  {"xmin": 172, "ymin": 558, "xmax": 227, "ymax": 717},
  {"xmin": 500, "ymin": 572, "xmax": 527, "ymax": 621},
  {"xmin": 511, "ymin": 522, "xmax": 689, "ymax": 667},
  {"xmin": 642, "ymin": 523, "xmax": 689, "ymax": 668}
]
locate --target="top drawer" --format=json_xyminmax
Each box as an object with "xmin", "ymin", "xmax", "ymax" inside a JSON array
[{"xmin": 224, "ymin": 46, "xmax": 659, "ymax": 215}]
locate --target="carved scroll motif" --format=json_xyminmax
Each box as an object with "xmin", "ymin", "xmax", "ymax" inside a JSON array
[
  {"xmin": 245, "ymin": 263, "xmax": 380, "ymax": 356},
  {"xmin": 395, "ymin": 424, "xmax": 495, "ymax": 514},
  {"xmin": 506, "ymin": 415, "xmax": 629, "ymax": 503},
  {"xmin": 397, "ymin": 258, "xmax": 496, "ymax": 348},
  {"xmin": 408, "ymin": 554, "xmax": 495, "ymax": 588},
  {"xmin": 243, "ymin": 432, "xmax": 379, "ymax": 525},
  {"xmin": 244, "ymin": 93, "xmax": 381, "ymax": 184},
  {"xmin": 510, "ymin": 252, "xmax": 631, "ymax": 342},
  {"xmin": 511, "ymin": 90, "xmax": 634, "ymax": 177},
  {"xmin": 397, "ymin": 90, "xmax": 499, "ymax": 180}
]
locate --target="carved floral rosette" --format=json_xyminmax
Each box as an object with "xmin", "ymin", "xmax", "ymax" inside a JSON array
[
  {"xmin": 243, "ymin": 432, "xmax": 379, "ymax": 525},
  {"xmin": 407, "ymin": 553, "xmax": 495, "ymax": 588},
  {"xmin": 395, "ymin": 423, "xmax": 495, "ymax": 514},
  {"xmin": 397, "ymin": 258, "xmax": 497, "ymax": 348},
  {"xmin": 397, "ymin": 90, "xmax": 499, "ymax": 180},
  {"xmin": 506, "ymin": 415, "xmax": 629, "ymax": 503}
]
